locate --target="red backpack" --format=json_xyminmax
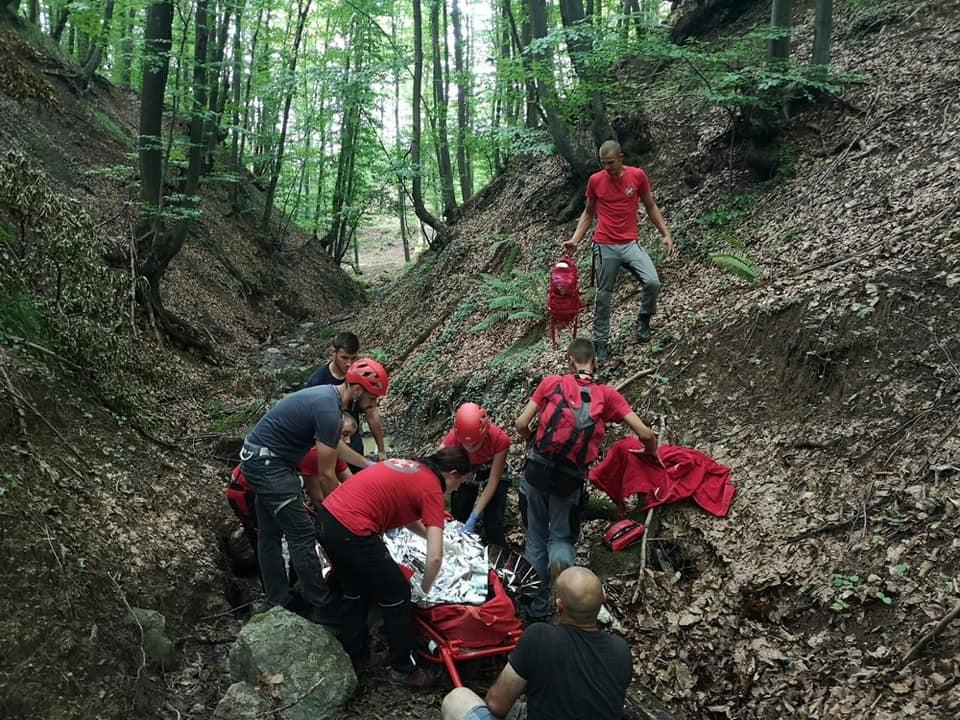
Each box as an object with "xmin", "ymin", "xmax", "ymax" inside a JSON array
[
  {"xmin": 546, "ymin": 256, "xmax": 584, "ymax": 347},
  {"xmin": 533, "ymin": 375, "xmax": 607, "ymax": 469}
]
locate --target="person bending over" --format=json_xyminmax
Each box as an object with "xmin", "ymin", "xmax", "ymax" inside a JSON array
[{"xmin": 315, "ymin": 446, "xmax": 471, "ymax": 686}]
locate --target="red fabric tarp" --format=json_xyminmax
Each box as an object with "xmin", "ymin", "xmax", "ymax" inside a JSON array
[{"xmin": 588, "ymin": 439, "xmax": 736, "ymax": 517}]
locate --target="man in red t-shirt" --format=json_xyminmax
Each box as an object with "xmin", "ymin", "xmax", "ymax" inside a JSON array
[
  {"xmin": 563, "ymin": 140, "xmax": 675, "ymax": 364},
  {"xmin": 315, "ymin": 448, "xmax": 471, "ymax": 687},
  {"xmin": 514, "ymin": 338, "xmax": 658, "ymax": 621},
  {"xmin": 441, "ymin": 403, "xmax": 512, "ymax": 546}
]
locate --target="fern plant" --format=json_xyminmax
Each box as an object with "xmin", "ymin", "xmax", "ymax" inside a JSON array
[
  {"xmin": 471, "ymin": 271, "xmax": 548, "ymax": 332},
  {"xmin": 708, "ymin": 252, "xmax": 761, "ymax": 283}
]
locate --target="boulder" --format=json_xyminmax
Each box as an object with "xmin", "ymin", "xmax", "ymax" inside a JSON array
[
  {"xmin": 127, "ymin": 607, "xmax": 175, "ymax": 667},
  {"xmin": 228, "ymin": 607, "xmax": 356, "ymax": 720},
  {"xmin": 213, "ymin": 682, "xmax": 270, "ymax": 720}
]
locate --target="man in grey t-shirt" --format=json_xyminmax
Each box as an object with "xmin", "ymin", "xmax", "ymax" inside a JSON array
[
  {"xmin": 240, "ymin": 359, "xmax": 390, "ymax": 625},
  {"xmin": 441, "ymin": 567, "xmax": 631, "ymax": 720}
]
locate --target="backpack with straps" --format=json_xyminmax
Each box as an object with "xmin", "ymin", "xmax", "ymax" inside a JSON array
[
  {"xmin": 546, "ymin": 256, "xmax": 585, "ymax": 347},
  {"xmin": 533, "ymin": 375, "xmax": 607, "ymax": 469}
]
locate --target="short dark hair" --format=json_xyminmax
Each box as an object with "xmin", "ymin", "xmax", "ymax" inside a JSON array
[
  {"xmin": 567, "ymin": 338, "xmax": 595, "ymax": 364},
  {"xmin": 332, "ymin": 332, "xmax": 359, "ymax": 353}
]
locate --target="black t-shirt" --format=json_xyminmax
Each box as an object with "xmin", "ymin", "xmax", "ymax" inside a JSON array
[
  {"xmin": 509, "ymin": 623, "xmax": 632, "ymax": 720},
  {"xmin": 304, "ymin": 363, "xmax": 361, "ymax": 423}
]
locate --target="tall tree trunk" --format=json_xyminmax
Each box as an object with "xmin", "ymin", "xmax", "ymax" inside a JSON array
[
  {"xmin": 811, "ymin": 0, "xmax": 833, "ymax": 66},
  {"xmin": 393, "ymin": 16, "xmax": 411, "ymax": 263},
  {"xmin": 51, "ymin": 6, "xmax": 69, "ymax": 42},
  {"xmin": 204, "ymin": 1, "xmax": 232, "ymax": 171},
  {"xmin": 451, "ymin": 0, "xmax": 472, "ymax": 201},
  {"xmin": 261, "ymin": 0, "xmax": 312, "ymax": 234},
  {"xmin": 229, "ymin": 0, "xmax": 245, "ymax": 171},
  {"xmin": 28, "ymin": 0, "xmax": 38, "ymax": 24},
  {"xmin": 139, "ymin": 0, "xmax": 174, "ymax": 229},
  {"xmin": 117, "ymin": 4, "xmax": 135, "ymax": 89},
  {"xmin": 411, "ymin": 0, "xmax": 447, "ymax": 239},
  {"xmin": 82, "ymin": 0, "xmax": 116, "ymax": 81},
  {"xmin": 429, "ymin": 0, "xmax": 457, "ymax": 219},
  {"xmin": 310, "ymin": 29, "xmax": 330, "ymax": 243},
  {"xmin": 526, "ymin": 0, "xmax": 594, "ymax": 179},
  {"xmin": 558, "ymin": 0, "xmax": 614, "ymax": 148},
  {"xmin": 768, "ymin": 0, "xmax": 793, "ymax": 63},
  {"xmin": 324, "ymin": 20, "xmax": 362, "ymax": 262}
]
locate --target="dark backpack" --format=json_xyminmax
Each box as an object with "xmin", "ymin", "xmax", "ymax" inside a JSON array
[
  {"xmin": 546, "ymin": 256, "xmax": 584, "ymax": 347},
  {"xmin": 533, "ymin": 376, "xmax": 606, "ymax": 469}
]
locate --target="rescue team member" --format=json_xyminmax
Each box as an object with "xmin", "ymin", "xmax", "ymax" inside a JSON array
[
  {"xmin": 441, "ymin": 567, "xmax": 632, "ymax": 720},
  {"xmin": 315, "ymin": 446, "xmax": 471, "ymax": 687},
  {"xmin": 441, "ymin": 402, "xmax": 511, "ymax": 546},
  {"xmin": 563, "ymin": 139, "xmax": 675, "ymax": 364},
  {"xmin": 227, "ymin": 416, "xmax": 358, "ymax": 559},
  {"xmin": 304, "ymin": 331, "xmax": 388, "ymax": 466},
  {"xmin": 240, "ymin": 358, "xmax": 389, "ymax": 626},
  {"xmin": 514, "ymin": 338, "xmax": 658, "ymax": 622}
]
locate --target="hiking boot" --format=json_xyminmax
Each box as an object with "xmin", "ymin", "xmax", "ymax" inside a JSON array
[
  {"xmin": 595, "ymin": 341, "xmax": 610, "ymax": 365},
  {"xmin": 387, "ymin": 666, "xmax": 437, "ymax": 688},
  {"xmin": 636, "ymin": 314, "xmax": 652, "ymax": 343},
  {"xmin": 353, "ymin": 648, "xmax": 389, "ymax": 672}
]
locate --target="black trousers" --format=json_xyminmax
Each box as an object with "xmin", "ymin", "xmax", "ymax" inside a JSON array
[
  {"xmin": 315, "ymin": 506, "xmax": 417, "ymax": 672},
  {"xmin": 449, "ymin": 468, "xmax": 510, "ymax": 547}
]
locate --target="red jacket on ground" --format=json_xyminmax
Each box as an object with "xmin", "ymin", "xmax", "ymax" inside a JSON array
[{"xmin": 588, "ymin": 439, "xmax": 735, "ymax": 517}]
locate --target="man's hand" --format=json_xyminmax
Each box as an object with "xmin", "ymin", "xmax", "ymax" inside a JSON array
[
  {"xmin": 662, "ymin": 232, "xmax": 677, "ymax": 259},
  {"xmin": 376, "ymin": 449, "xmax": 388, "ymax": 461},
  {"xmin": 562, "ymin": 238, "xmax": 578, "ymax": 255}
]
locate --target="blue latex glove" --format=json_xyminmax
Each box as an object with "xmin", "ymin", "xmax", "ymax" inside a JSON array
[{"xmin": 461, "ymin": 511, "xmax": 480, "ymax": 535}]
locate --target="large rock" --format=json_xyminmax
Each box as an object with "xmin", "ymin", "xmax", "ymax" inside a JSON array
[
  {"xmin": 213, "ymin": 682, "xmax": 270, "ymax": 720},
  {"xmin": 127, "ymin": 607, "xmax": 175, "ymax": 668},
  {"xmin": 228, "ymin": 607, "xmax": 356, "ymax": 720}
]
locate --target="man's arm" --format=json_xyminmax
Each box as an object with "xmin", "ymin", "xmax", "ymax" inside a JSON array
[
  {"xmin": 484, "ymin": 662, "xmax": 527, "ymax": 717},
  {"xmin": 310, "ymin": 441, "xmax": 340, "ymax": 502},
  {"xmin": 562, "ymin": 195, "xmax": 597, "ymax": 254},
  {"xmin": 622, "ymin": 411, "xmax": 659, "ymax": 459},
  {"xmin": 421, "ymin": 525, "xmax": 444, "ymax": 594},
  {"xmin": 514, "ymin": 400, "xmax": 539, "ymax": 441},
  {"xmin": 640, "ymin": 191, "xmax": 675, "ymax": 258},
  {"xmin": 365, "ymin": 406, "xmax": 388, "ymax": 461},
  {"xmin": 337, "ymin": 440, "xmax": 370, "ymax": 469}
]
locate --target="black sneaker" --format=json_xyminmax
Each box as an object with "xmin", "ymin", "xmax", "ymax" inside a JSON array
[
  {"xmin": 595, "ymin": 341, "xmax": 610, "ymax": 365},
  {"xmin": 636, "ymin": 314, "xmax": 652, "ymax": 343}
]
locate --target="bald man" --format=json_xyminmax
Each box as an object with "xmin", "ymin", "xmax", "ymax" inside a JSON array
[
  {"xmin": 563, "ymin": 139, "xmax": 675, "ymax": 365},
  {"xmin": 441, "ymin": 567, "xmax": 632, "ymax": 720}
]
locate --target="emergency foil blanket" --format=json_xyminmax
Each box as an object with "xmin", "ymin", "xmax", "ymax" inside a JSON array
[{"xmin": 382, "ymin": 521, "xmax": 489, "ymax": 607}]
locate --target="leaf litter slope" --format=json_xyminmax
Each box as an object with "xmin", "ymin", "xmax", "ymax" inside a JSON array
[{"xmin": 353, "ymin": 2, "xmax": 960, "ymax": 718}]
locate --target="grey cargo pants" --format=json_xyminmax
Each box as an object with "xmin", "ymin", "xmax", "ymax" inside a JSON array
[{"xmin": 592, "ymin": 240, "xmax": 661, "ymax": 345}]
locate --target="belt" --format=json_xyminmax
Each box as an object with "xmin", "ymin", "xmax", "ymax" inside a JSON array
[
  {"xmin": 241, "ymin": 441, "xmax": 278, "ymax": 459},
  {"xmin": 525, "ymin": 449, "xmax": 585, "ymax": 479}
]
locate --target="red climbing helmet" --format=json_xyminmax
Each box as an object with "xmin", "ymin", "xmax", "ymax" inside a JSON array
[
  {"xmin": 346, "ymin": 358, "xmax": 390, "ymax": 397},
  {"xmin": 455, "ymin": 402, "xmax": 490, "ymax": 447}
]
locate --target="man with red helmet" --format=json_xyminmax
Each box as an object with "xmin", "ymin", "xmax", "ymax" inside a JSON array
[
  {"xmin": 240, "ymin": 358, "xmax": 389, "ymax": 626},
  {"xmin": 441, "ymin": 402, "xmax": 512, "ymax": 546}
]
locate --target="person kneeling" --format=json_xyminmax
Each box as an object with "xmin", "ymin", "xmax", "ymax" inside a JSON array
[{"xmin": 441, "ymin": 567, "xmax": 631, "ymax": 720}]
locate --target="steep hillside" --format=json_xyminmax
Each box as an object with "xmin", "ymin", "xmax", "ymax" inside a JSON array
[
  {"xmin": 0, "ymin": 11, "xmax": 363, "ymax": 719},
  {"xmin": 355, "ymin": 1, "xmax": 960, "ymax": 717}
]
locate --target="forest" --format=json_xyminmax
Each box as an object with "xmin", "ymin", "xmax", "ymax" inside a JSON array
[{"xmin": 0, "ymin": 0, "xmax": 958, "ymax": 718}]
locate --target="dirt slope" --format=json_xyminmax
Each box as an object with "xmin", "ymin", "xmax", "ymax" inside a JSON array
[
  {"xmin": 353, "ymin": 1, "xmax": 960, "ymax": 718},
  {"xmin": 1, "ymin": 2, "xmax": 958, "ymax": 719},
  {"xmin": 0, "ymin": 11, "xmax": 361, "ymax": 720}
]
